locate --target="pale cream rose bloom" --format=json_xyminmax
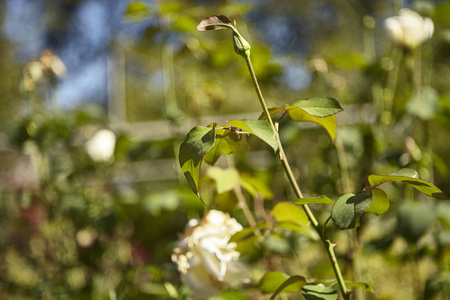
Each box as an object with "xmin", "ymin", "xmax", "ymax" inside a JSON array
[
  {"xmin": 85, "ymin": 129, "xmax": 116, "ymax": 162},
  {"xmin": 23, "ymin": 50, "xmax": 66, "ymax": 91},
  {"xmin": 172, "ymin": 210, "xmax": 250, "ymax": 299},
  {"xmin": 384, "ymin": 8, "xmax": 434, "ymax": 49}
]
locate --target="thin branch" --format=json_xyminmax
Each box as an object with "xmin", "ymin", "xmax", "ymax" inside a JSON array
[{"xmin": 243, "ymin": 49, "xmax": 349, "ymax": 300}]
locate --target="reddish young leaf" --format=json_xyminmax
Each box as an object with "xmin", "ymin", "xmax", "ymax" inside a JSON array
[{"xmin": 196, "ymin": 15, "xmax": 234, "ymax": 31}]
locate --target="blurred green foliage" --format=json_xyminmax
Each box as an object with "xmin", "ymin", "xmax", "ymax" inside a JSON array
[{"xmin": 0, "ymin": 0, "xmax": 450, "ymax": 299}]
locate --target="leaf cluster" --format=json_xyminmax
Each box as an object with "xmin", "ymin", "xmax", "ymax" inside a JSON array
[{"xmin": 179, "ymin": 96, "xmax": 344, "ymax": 198}]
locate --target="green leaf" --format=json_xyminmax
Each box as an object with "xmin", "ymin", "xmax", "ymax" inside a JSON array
[
  {"xmin": 343, "ymin": 281, "xmax": 374, "ymax": 293},
  {"xmin": 301, "ymin": 284, "xmax": 338, "ymax": 300},
  {"xmin": 272, "ymin": 202, "xmax": 308, "ymax": 226},
  {"xmin": 397, "ymin": 202, "xmax": 436, "ymax": 243},
  {"xmin": 270, "ymin": 275, "xmax": 307, "ymax": 300},
  {"xmin": 229, "ymin": 223, "xmax": 270, "ymax": 243},
  {"xmin": 406, "ymin": 86, "xmax": 439, "ymax": 120},
  {"xmin": 424, "ymin": 273, "xmax": 445, "ymax": 300},
  {"xmin": 179, "ymin": 126, "xmax": 216, "ymax": 197},
  {"xmin": 326, "ymin": 280, "xmax": 374, "ymax": 293},
  {"xmin": 368, "ymin": 168, "xmax": 448, "ymax": 200},
  {"xmin": 293, "ymin": 195, "xmax": 334, "ymax": 205},
  {"xmin": 331, "ymin": 189, "xmax": 373, "ymax": 230},
  {"xmin": 437, "ymin": 201, "xmax": 450, "ymax": 229},
  {"xmin": 276, "ymin": 222, "xmax": 319, "ymax": 240},
  {"xmin": 206, "ymin": 167, "xmax": 240, "ymax": 194},
  {"xmin": 160, "ymin": 1, "xmax": 181, "ymax": 15},
  {"xmin": 227, "ymin": 119, "xmax": 278, "ymax": 151},
  {"xmin": 173, "ymin": 15, "xmax": 198, "ymax": 32},
  {"xmin": 196, "ymin": 15, "xmax": 235, "ymax": 31},
  {"xmin": 239, "ymin": 173, "xmax": 273, "ymax": 199},
  {"xmin": 285, "ymin": 106, "xmax": 337, "ymax": 141},
  {"xmin": 292, "ymin": 97, "xmax": 344, "ymax": 117},
  {"xmin": 204, "ymin": 128, "xmax": 241, "ymax": 165},
  {"xmin": 139, "ymin": 282, "xmax": 169, "ymax": 296},
  {"xmin": 433, "ymin": 2, "xmax": 450, "ymax": 26},
  {"xmin": 259, "ymin": 271, "xmax": 303, "ymax": 293},
  {"xmin": 125, "ymin": 1, "xmax": 151, "ymax": 22},
  {"xmin": 259, "ymin": 107, "xmax": 284, "ymax": 120},
  {"xmin": 210, "ymin": 290, "xmax": 247, "ymax": 300},
  {"xmin": 364, "ymin": 188, "xmax": 389, "ymax": 215}
]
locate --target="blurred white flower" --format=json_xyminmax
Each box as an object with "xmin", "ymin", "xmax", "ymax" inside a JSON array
[
  {"xmin": 76, "ymin": 227, "xmax": 97, "ymax": 248},
  {"xmin": 384, "ymin": 8, "xmax": 434, "ymax": 49},
  {"xmin": 40, "ymin": 49, "xmax": 66, "ymax": 78},
  {"xmin": 85, "ymin": 129, "xmax": 116, "ymax": 162},
  {"xmin": 23, "ymin": 50, "xmax": 66, "ymax": 91},
  {"xmin": 172, "ymin": 210, "xmax": 250, "ymax": 299}
]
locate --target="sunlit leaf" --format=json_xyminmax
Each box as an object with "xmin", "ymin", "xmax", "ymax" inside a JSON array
[
  {"xmin": 179, "ymin": 126, "xmax": 216, "ymax": 197},
  {"xmin": 364, "ymin": 188, "xmax": 389, "ymax": 215},
  {"xmin": 272, "ymin": 201, "xmax": 308, "ymax": 225},
  {"xmin": 325, "ymin": 279, "xmax": 374, "ymax": 293},
  {"xmin": 210, "ymin": 290, "xmax": 247, "ymax": 300},
  {"xmin": 258, "ymin": 107, "xmax": 287, "ymax": 124},
  {"xmin": 260, "ymin": 107, "xmax": 284, "ymax": 119},
  {"xmin": 285, "ymin": 106, "xmax": 337, "ymax": 141},
  {"xmin": 293, "ymin": 195, "xmax": 334, "ymax": 205},
  {"xmin": 139, "ymin": 282, "xmax": 169, "ymax": 296},
  {"xmin": 204, "ymin": 128, "xmax": 241, "ymax": 165},
  {"xmin": 160, "ymin": 1, "xmax": 181, "ymax": 15},
  {"xmin": 206, "ymin": 167, "xmax": 240, "ymax": 194},
  {"xmin": 301, "ymin": 284, "xmax": 338, "ymax": 300},
  {"xmin": 164, "ymin": 282, "xmax": 179, "ymax": 298},
  {"xmin": 292, "ymin": 97, "xmax": 344, "ymax": 117},
  {"xmin": 125, "ymin": 1, "xmax": 151, "ymax": 22},
  {"xmin": 368, "ymin": 168, "xmax": 448, "ymax": 200},
  {"xmin": 239, "ymin": 173, "xmax": 273, "ymax": 199},
  {"xmin": 331, "ymin": 189, "xmax": 373, "ymax": 230},
  {"xmin": 259, "ymin": 271, "xmax": 303, "ymax": 293},
  {"xmin": 173, "ymin": 15, "xmax": 197, "ymax": 32},
  {"xmin": 227, "ymin": 119, "xmax": 278, "ymax": 151},
  {"xmin": 270, "ymin": 275, "xmax": 307, "ymax": 299},
  {"xmin": 196, "ymin": 15, "xmax": 235, "ymax": 31},
  {"xmin": 343, "ymin": 281, "xmax": 374, "ymax": 293}
]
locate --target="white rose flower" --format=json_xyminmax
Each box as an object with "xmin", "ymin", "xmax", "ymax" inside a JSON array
[
  {"xmin": 85, "ymin": 129, "xmax": 116, "ymax": 163},
  {"xmin": 384, "ymin": 8, "xmax": 434, "ymax": 49},
  {"xmin": 172, "ymin": 210, "xmax": 250, "ymax": 299}
]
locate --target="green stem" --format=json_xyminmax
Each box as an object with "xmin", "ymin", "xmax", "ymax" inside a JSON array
[
  {"xmin": 412, "ymin": 47, "xmax": 434, "ymax": 183},
  {"xmin": 335, "ymin": 136, "xmax": 353, "ymax": 193},
  {"xmin": 382, "ymin": 47, "xmax": 402, "ymax": 125},
  {"xmin": 325, "ymin": 239, "xmax": 349, "ymax": 298},
  {"xmin": 243, "ymin": 52, "xmax": 274, "ymax": 129},
  {"xmin": 336, "ymin": 135, "xmax": 365, "ymax": 299},
  {"xmin": 243, "ymin": 51, "xmax": 349, "ymax": 299},
  {"xmin": 226, "ymin": 155, "xmax": 258, "ymax": 228}
]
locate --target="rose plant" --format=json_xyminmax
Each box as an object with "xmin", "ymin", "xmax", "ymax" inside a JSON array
[{"xmin": 176, "ymin": 14, "xmax": 448, "ymax": 300}]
